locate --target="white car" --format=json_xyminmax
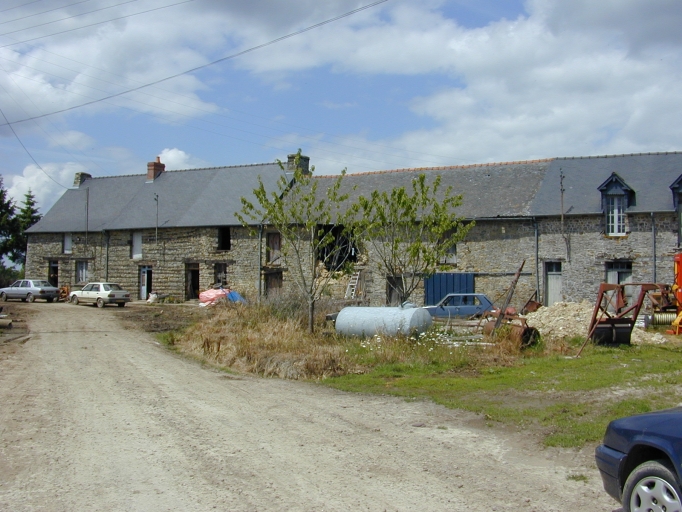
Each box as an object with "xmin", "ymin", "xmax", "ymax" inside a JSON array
[
  {"xmin": 69, "ymin": 282, "xmax": 131, "ymax": 308},
  {"xmin": 0, "ymin": 279, "xmax": 59, "ymax": 303}
]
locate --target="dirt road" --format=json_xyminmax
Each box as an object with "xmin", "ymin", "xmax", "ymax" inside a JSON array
[{"xmin": 0, "ymin": 302, "xmax": 619, "ymax": 511}]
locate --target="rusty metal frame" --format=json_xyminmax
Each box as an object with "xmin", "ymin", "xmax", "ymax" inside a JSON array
[{"xmin": 578, "ymin": 283, "xmax": 664, "ymax": 355}]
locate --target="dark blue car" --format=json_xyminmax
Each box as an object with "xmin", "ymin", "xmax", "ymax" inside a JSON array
[
  {"xmin": 595, "ymin": 407, "xmax": 682, "ymax": 511},
  {"xmin": 423, "ymin": 293, "xmax": 497, "ymax": 319}
]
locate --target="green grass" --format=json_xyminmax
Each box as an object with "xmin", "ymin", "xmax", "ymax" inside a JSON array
[{"xmin": 323, "ymin": 343, "xmax": 682, "ymax": 447}]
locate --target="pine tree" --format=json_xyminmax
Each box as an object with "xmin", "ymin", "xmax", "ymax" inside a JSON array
[
  {"xmin": 10, "ymin": 189, "xmax": 42, "ymax": 267},
  {"xmin": 0, "ymin": 177, "xmax": 18, "ymax": 263}
]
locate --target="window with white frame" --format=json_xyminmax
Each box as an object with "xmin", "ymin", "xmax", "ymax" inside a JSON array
[
  {"xmin": 598, "ymin": 173, "xmax": 633, "ymax": 237},
  {"xmin": 606, "ymin": 195, "xmax": 626, "ymax": 236},
  {"xmin": 132, "ymin": 232, "xmax": 142, "ymax": 260},
  {"xmin": 75, "ymin": 261, "xmax": 88, "ymax": 283},
  {"xmin": 63, "ymin": 233, "xmax": 72, "ymax": 254}
]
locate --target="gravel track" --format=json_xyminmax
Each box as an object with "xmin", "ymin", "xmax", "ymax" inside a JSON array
[{"xmin": 0, "ymin": 303, "xmax": 619, "ymax": 511}]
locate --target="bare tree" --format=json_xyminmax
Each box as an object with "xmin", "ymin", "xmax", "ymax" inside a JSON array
[{"xmin": 238, "ymin": 151, "xmax": 354, "ymax": 333}]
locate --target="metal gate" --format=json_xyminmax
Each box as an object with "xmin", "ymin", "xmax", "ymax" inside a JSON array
[{"xmin": 424, "ymin": 273, "xmax": 474, "ymax": 306}]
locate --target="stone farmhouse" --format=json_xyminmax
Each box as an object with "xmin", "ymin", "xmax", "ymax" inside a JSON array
[
  {"xmin": 26, "ymin": 151, "xmax": 682, "ymax": 309},
  {"xmin": 25, "ymin": 156, "xmax": 299, "ymax": 300},
  {"xmin": 320, "ymin": 151, "xmax": 682, "ymax": 308}
]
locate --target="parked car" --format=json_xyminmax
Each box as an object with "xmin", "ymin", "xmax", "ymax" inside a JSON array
[
  {"xmin": 595, "ymin": 407, "xmax": 682, "ymax": 512},
  {"xmin": 0, "ymin": 279, "xmax": 59, "ymax": 302},
  {"xmin": 423, "ymin": 293, "xmax": 497, "ymax": 318},
  {"xmin": 69, "ymin": 282, "xmax": 131, "ymax": 308}
]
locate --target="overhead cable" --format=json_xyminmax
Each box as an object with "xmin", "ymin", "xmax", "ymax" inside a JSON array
[{"xmin": 0, "ymin": 0, "xmax": 388, "ymax": 127}]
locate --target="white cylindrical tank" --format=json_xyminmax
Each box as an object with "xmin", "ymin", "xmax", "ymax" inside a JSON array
[{"xmin": 335, "ymin": 305, "xmax": 432, "ymax": 337}]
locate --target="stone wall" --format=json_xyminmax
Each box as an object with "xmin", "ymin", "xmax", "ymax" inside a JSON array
[
  {"xmin": 346, "ymin": 212, "xmax": 678, "ymax": 309},
  {"xmin": 26, "ymin": 226, "xmax": 262, "ymax": 301},
  {"xmin": 26, "ymin": 210, "xmax": 678, "ymax": 307}
]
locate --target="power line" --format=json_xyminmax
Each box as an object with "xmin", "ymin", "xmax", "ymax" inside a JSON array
[
  {"xmin": 0, "ymin": 0, "xmax": 388, "ymax": 126},
  {"xmin": 0, "ymin": 38, "xmax": 455, "ymax": 165},
  {"xmin": 0, "ymin": 0, "xmax": 194, "ymax": 48},
  {"xmin": 0, "ymin": 0, "xmax": 95, "ymax": 26},
  {"xmin": 2, "ymin": 67, "xmax": 390, "ymax": 172},
  {"xmin": 2, "ymin": 56, "xmax": 450, "ymax": 168},
  {"xmin": 0, "ymin": 61, "xmax": 112, "ymax": 178},
  {"xmin": 1, "ymin": 0, "xmax": 423, "ymax": 183},
  {"xmin": 0, "ymin": 0, "xmax": 47, "ymax": 14},
  {"xmin": 0, "ymin": 105, "xmax": 68, "ymax": 189}
]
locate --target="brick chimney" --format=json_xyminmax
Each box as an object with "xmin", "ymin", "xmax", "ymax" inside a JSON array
[
  {"xmin": 287, "ymin": 154, "xmax": 310, "ymax": 174},
  {"xmin": 147, "ymin": 156, "xmax": 165, "ymax": 182},
  {"xmin": 73, "ymin": 172, "xmax": 92, "ymax": 187}
]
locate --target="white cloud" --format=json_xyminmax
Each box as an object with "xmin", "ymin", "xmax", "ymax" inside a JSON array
[
  {"xmin": 7, "ymin": 162, "xmax": 85, "ymax": 213},
  {"xmin": 4, "ymin": 0, "xmax": 682, "ymax": 188},
  {"xmin": 158, "ymin": 148, "xmax": 208, "ymax": 170},
  {"xmin": 284, "ymin": 0, "xmax": 682, "ymax": 171}
]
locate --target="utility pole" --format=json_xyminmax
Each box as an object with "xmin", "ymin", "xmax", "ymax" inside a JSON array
[
  {"xmin": 154, "ymin": 193, "xmax": 159, "ymax": 245},
  {"xmin": 560, "ymin": 170, "xmax": 570, "ymax": 262}
]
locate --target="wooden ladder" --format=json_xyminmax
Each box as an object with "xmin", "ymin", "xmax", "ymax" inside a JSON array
[{"xmin": 345, "ymin": 272, "xmax": 360, "ymax": 299}]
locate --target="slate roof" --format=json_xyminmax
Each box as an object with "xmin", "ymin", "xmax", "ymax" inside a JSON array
[
  {"xmin": 314, "ymin": 160, "xmax": 551, "ymax": 219},
  {"xmin": 313, "ymin": 152, "xmax": 682, "ymax": 219},
  {"xmin": 533, "ymin": 152, "xmax": 682, "ymax": 216},
  {"xmin": 27, "ymin": 163, "xmax": 288, "ymax": 233},
  {"xmin": 28, "ymin": 152, "xmax": 682, "ymax": 234}
]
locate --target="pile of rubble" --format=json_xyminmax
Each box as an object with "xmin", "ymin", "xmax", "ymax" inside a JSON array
[{"xmin": 524, "ymin": 301, "xmax": 669, "ymax": 345}]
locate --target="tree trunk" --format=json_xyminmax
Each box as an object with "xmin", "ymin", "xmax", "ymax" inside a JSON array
[{"xmin": 308, "ymin": 299, "xmax": 315, "ymax": 334}]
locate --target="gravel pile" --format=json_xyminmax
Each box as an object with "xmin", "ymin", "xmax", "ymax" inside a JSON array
[{"xmin": 524, "ymin": 301, "xmax": 669, "ymax": 345}]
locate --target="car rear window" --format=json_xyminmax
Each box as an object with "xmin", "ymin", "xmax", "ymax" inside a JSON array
[
  {"xmin": 32, "ymin": 281, "xmax": 52, "ymax": 287},
  {"xmin": 103, "ymin": 284, "xmax": 122, "ymax": 291}
]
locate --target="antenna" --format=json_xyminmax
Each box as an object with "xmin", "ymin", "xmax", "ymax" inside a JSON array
[{"xmin": 560, "ymin": 170, "xmax": 570, "ymax": 262}]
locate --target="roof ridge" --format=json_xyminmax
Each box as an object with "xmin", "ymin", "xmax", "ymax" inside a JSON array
[
  {"xmin": 84, "ymin": 161, "xmax": 279, "ymax": 180},
  {"xmin": 167, "ymin": 162, "xmax": 279, "ymax": 172},
  {"xmin": 313, "ymin": 158, "xmax": 555, "ymax": 178},
  {"xmin": 554, "ymin": 151, "xmax": 682, "ymax": 160}
]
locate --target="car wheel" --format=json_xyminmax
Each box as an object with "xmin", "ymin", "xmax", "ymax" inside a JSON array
[
  {"xmin": 0, "ymin": 292, "xmax": 6, "ymax": 302},
  {"xmin": 71, "ymin": 295, "xmax": 79, "ymax": 305},
  {"xmin": 623, "ymin": 460, "xmax": 682, "ymax": 512},
  {"xmin": 96, "ymin": 298, "xmax": 105, "ymax": 308},
  {"xmin": 26, "ymin": 293, "xmax": 35, "ymax": 303}
]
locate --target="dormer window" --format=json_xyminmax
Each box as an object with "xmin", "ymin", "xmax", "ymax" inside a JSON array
[
  {"xmin": 670, "ymin": 174, "xmax": 682, "ymax": 210},
  {"xmin": 670, "ymin": 175, "xmax": 682, "ymax": 246},
  {"xmin": 598, "ymin": 173, "xmax": 634, "ymax": 237}
]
